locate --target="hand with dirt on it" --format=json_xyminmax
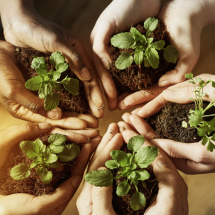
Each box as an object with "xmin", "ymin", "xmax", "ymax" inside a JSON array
[
  {"xmin": 118, "ymin": 0, "xmax": 215, "ymax": 110},
  {"xmin": 0, "ymin": 0, "xmax": 104, "ymax": 118},
  {"xmin": 0, "ymin": 122, "xmax": 101, "ymax": 215},
  {"xmin": 77, "ymin": 122, "xmax": 188, "ymax": 215},
  {"xmin": 91, "ymin": 0, "xmax": 161, "ymax": 111}
]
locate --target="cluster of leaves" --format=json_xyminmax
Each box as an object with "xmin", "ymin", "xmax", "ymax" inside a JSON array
[
  {"xmin": 10, "ymin": 134, "xmax": 80, "ymax": 184},
  {"xmin": 85, "ymin": 135, "xmax": 159, "ymax": 211},
  {"xmin": 182, "ymin": 73, "xmax": 215, "ymax": 151},
  {"xmin": 25, "ymin": 52, "xmax": 79, "ymax": 111},
  {"xmin": 111, "ymin": 17, "xmax": 178, "ymax": 70}
]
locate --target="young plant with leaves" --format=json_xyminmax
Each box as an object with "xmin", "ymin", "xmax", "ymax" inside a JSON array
[
  {"xmin": 182, "ymin": 73, "xmax": 215, "ymax": 152},
  {"xmin": 10, "ymin": 134, "xmax": 80, "ymax": 184},
  {"xmin": 25, "ymin": 52, "xmax": 79, "ymax": 111},
  {"xmin": 111, "ymin": 17, "xmax": 179, "ymax": 70},
  {"xmin": 85, "ymin": 135, "xmax": 159, "ymax": 211}
]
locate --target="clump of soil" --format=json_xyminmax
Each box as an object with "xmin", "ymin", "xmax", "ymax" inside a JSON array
[
  {"xmin": 147, "ymin": 102, "xmax": 215, "ymax": 143},
  {"xmin": 109, "ymin": 19, "xmax": 175, "ymax": 95},
  {"xmin": 0, "ymin": 134, "xmax": 78, "ymax": 196},
  {"xmin": 14, "ymin": 47, "xmax": 88, "ymax": 113},
  {"xmin": 112, "ymin": 143, "xmax": 158, "ymax": 215}
]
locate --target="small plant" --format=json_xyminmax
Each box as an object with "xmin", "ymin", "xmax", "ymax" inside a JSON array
[
  {"xmin": 85, "ymin": 135, "xmax": 159, "ymax": 211},
  {"xmin": 111, "ymin": 17, "xmax": 179, "ymax": 70},
  {"xmin": 182, "ymin": 73, "xmax": 215, "ymax": 151},
  {"xmin": 25, "ymin": 52, "xmax": 79, "ymax": 111},
  {"xmin": 10, "ymin": 134, "xmax": 80, "ymax": 184}
]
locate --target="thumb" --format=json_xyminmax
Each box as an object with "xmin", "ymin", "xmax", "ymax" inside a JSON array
[{"xmin": 92, "ymin": 167, "xmax": 116, "ymax": 215}]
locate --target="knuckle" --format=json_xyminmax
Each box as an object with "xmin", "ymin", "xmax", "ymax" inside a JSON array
[
  {"xmin": 71, "ymin": 49, "xmax": 82, "ymax": 62},
  {"xmin": 195, "ymin": 148, "xmax": 205, "ymax": 163},
  {"xmin": 5, "ymin": 87, "xmax": 16, "ymax": 99},
  {"xmin": 19, "ymin": 123, "xmax": 33, "ymax": 133},
  {"xmin": 166, "ymin": 145, "xmax": 179, "ymax": 158}
]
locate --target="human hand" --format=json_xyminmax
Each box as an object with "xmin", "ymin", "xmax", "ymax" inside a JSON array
[
  {"xmin": 0, "ymin": 0, "xmax": 103, "ymax": 118},
  {"xmin": 91, "ymin": 0, "xmax": 161, "ymax": 110},
  {"xmin": 0, "ymin": 122, "xmax": 101, "ymax": 215},
  {"xmin": 0, "ymin": 41, "xmax": 99, "ymax": 129},
  {"xmin": 117, "ymin": 121, "xmax": 188, "ymax": 215},
  {"xmin": 77, "ymin": 123, "xmax": 123, "ymax": 215}
]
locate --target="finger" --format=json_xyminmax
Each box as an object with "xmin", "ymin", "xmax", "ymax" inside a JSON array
[
  {"xmin": 63, "ymin": 112, "xmax": 99, "ymax": 128},
  {"xmin": 60, "ymin": 129, "xmax": 99, "ymax": 139},
  {"xmin": 90, "ymin": 136, "xmax": 102, "ymax": 155},
  {"xmin": 129, "ymin": 115, "xmax": 157, "ymax": 140},
  {"xmin": 90, "ymin": 123, "xmax": 119, "ymax": 163},
  {"xmin": 122, "ymin": 112, "xmax": 137, "ymax": 131},
  {"xmin": 92, "ymin": 167, "xmax": 116, "ymax": 215}
]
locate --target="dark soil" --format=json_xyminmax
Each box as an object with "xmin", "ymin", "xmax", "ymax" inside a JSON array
[
  {"xmin": 14, "ymin": 47, "xmax": 89, "ymax": 113},
  {"xmin": 109, "ymin": 19, "xmax": 175, "ymax": 95},
  {"xmin": 147, "ymin": 102, "xmax": 215, "ymax": 143},
  {"xmin": 0, "ymin": 134, "xmax": 78, "ymax": 196},
  {"xmin": 112, "ymin": 143, "xmax": 158, "ymax": 215}
]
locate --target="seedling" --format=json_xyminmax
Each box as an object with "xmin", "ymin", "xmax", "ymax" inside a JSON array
[
  {"xmin": 111, "ymin": 17, "xmax": 178, "ymax": 70},
  {"xmin": 85, "ymin": 135, "xmax": 159, "ymax": 211},
  {"xmin": 10, "ymin": 134, "xmax": 80, "ymax": 184},
  {"xmin": 182, "ymin": 73, "xmax": 215, "ymax": 151},
  {"xmin": 25, "ymin": 52, "xmax": 79, "ymax": 111}
]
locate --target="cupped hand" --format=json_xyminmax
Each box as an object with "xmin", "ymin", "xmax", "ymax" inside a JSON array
[
  {"xmin": 91, "ymin": 0, "xmax": 161, "ymax": 110},
  {"xmin": 117, "ymin": 121, "xmax": 188, "ymax": 215},
  {"xmin": 0, "ymin": 0, "xmax": 103, "ymax": 118},
  {"xmin": 0, "ymin": 122, "xmax": 101, "ymax": 215},
  {"xmin": 0, "ymin": 41, "xmax": 99, "ymax": 129}
]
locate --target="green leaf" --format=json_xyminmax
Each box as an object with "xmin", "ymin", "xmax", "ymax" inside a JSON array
[
  {"xmin": 63, "ymin": 78, "xmax": 79, "ymax": 95},
  {"xmin": 130, "ymin": 192, "xmax": 146, "ymax": 211},
  {"xmin": 49, "ymin": 145, "xmax": 65, "ymax": 154},
  {"xmin": 202, "ymin": 136, "xmax": 208, "ymax": 145},
  {"xmin": 111, "ymin": 32, "xmax": 136, "ymax": 49},
  {"xmin": 163, "ymin": 45, "xmax": 178, "ymax": 64},
  {"xmin": 135, "ymin": 146, "xmax": 159, "ymax": 168},
  {"xmin": 36, "ymin": 68, "xmax": 48, "ymax": 77},
  {"xmin": 130, "ymin": 163, "xmax": 137, "ymax": 170},
  {"xmin": 127, "ymin": 153, "xmax": 134, "ymax": 164},
  {"xmin": 144, "ymin": 58, "xmax": 150, "ymax": 67},
  {"xmin": 140, "ymin": 35, "xmax": 147, "ymax": 44},
  {"xmin": 38, "ymin": 84, "xmax": 52, "ymax": 99},
  {"xmin": 105, "ymin": 160, "xmax": 119, "ymax": 169},
  {"xmin": 152, "ymin": 40, "xmax": 165, "ymax": 50},
  {"xmin": 56, "ymin": 63, "xmax": 69, "ymax": 73},
  {"xmin": 182, "ymin": 121, "xmax": 188, "ymax": 128},
  {"xmin": 212, "ymin": 81, "xmax": 215, "ymax": 88},
  {"xmin": 147, "ymin": 38, "xmax": 153, "ymax": 44},
  {"xmin": 135, "ymin": 170, "xmax": 150, "ymax": 180},
  {"xmin": 47, "ymin": 161, "xmax": 60, "ymax": 169},
  {"xmin": 146, "ymin": 30, "xmax": 152, "ymax": 38},
  {"xmin": 49, "ymin": 51, "xmax": 65, "ymax": 67},
  {"xmin": 52, "ymin": 72, "xmax": 62, "ymax": 81},
  {"xmin": 25, "ymin": 76, "xmax": 44, "ymax": 91},
  {"xmin": 58, "ymin": 144, "xmax": 80, "ymax": 162},
  {"xmin": 206, "ymin": 79, "xmax": 212, "ymax": 84},
  {"xmin": 130, "ymin": 27, "xmax": 142, "ymax": 41},
  {"xmin": 115, "ymin": 52, "xmax": 133, "ymax": 70},
  {"xmin": 48, "ymin": 133, "xmax": 67, "ymax": 145},
  {"xmin": 146, "ymin": 47, "xmax": 159, "ymax": 69},
  {"xmin": 31, "ymin": 57, "xmax": 48, "ymax": 70},
  {"xmin": 44, "ymin": 153, "xmax": 58, "ymax": 164},
  {"xmin": 130, "ymin": 171, "xmax": 137, "ymax": 179},
  {"xmin": 128, "ymin": 135, "xmax": 145, "ymax": 152},
  {"xmin": 10, "ymin": 164, "xmax": 30, "ymax": 181},
  {"xmin": 50, "ymin": 81, "xmax": 61, "ymax": 91},
  {"xmin": 85, "ymin": 169, "xmax": 113, "ymax": 187},
  {"xmin": 36, "ymin": 167, "xmax": 43, "ymax": 176},
  {"xmin": 30, "ymin": 162, "xmax": 37, "ymax": 169},
  {"xmin": 41, "ymin": 170, "xmax": 53, "ymax": 184},
  {"xmin": 134, "ymin": 51, "xmax": 144, "ymax": 65},
  {"xmin": 211, "ymin": 133, "xmax": 215, "ymax": 141},
  {"xmin": 207, "ymin": 140, "xmax": 215, "ymax": 152},
  {"xmin": 44, "ymin": 92, "xmax": 60, "ymax": 111},
  {"xmin": 110, "ymin": 150, "xmax": 129, "ymax": 167},
  {"xmin": 185, "ymin": 73, "xmax": 193, "ymax": 79},
  {"xmin": 116, "ymin": 181, "xmax": 130, "ymax": 196},
  {"xmin": 144, "ymin": 17, "xmax": 159, "ymax": 31}
]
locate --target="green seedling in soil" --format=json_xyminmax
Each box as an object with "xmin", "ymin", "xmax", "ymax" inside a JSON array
[
  {"xmin": 182, "ymin": 73, "xmax": 215, "ymax": 151},
  {"xmin": 111, "ymin": 17, "xmax": 178, "ymax": 70},
  {"xmin": 85, "ymin": 135, "xmax": 159, "ymax": 211},
  {"xmin": 10, "ymin": 134, "xmax": 80, "ymax": 184},
  {"xmin": 25, "ymin": 51, "xmax": 79, "ymax": 111}
]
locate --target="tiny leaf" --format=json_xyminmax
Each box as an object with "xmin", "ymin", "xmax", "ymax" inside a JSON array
[
  {"xmin": 115, "ymin": 52, "xmax": 133, "ymax": 70},
  {"xmin": 134, "ymin": 51, "xmax": 144, "ymax": 65},
  {"xmin": 31, "ymin": 57, "xmax": 47, "ymax": 69},
  {"xmin": 163, "ymin": 45, "xmax": 179, "ymax": 64},
  {"xmin": 135, "ymin": 170, "xmax": 150, "ymax": 180},
  {"xmin": 48, "ymin": 134, "xmax": 67, "ymax": 145},
  {"xmin": 130, "ymin": 192, "xmax": 146, "ymax": 211},
  {"xmin": 116, "ymin": 181, "xmax": 130, "ymax": 196},
  {"xmin": 128, "ymin": 135, "xmax": 145, "ymax": 152},
  {"xmin": 44, "ymin": 153, "xmax": 58, "ymax": 164},
  {"xmin": 185, "ymin": 73, "xmax": 193, "ymax": 79},
  {"xmin": 146, "ymin": 47, "xmax": 159, "ymax": 69},
  {"xmin": 111, "ymin": 32, "xmax": 136, "ymax": 49},
  {"xmin": 49, "ymin": 145, "xmax": 65, "ymax": 154},
  {"xmin": 105, "ymin": 160, "xmax": 119, "ymax": 169},
  {"xmin": 36, "ymin": 68, "xmax": 48, "ymax": 77},
  {"xmin": 49, "ymin": 51, "xmax": 65, "ymax": 67},
  {"xmin": 152, "ymin": 40, "xmax": 165, "ymax": 50},
  {"xmin": 63, "ymin": 78, "xmax": 79, "ymax": 95},
  {"xmin": 25, "ymin": 76, "xmax": 44, "ymax": 91},
  {"xmin": 56, "ymin": 63, "xmax": 69, "ymax": 73},
  {"xmin": 58, "ymin": 144, "xmax": 80, "ymax": 162},
  {"xmin": 130, "ymin": 27, "xmax": 142, "ymax": 41},
  {"xmin": 44, "ymin": 92, "xmax": 60, "ymax": 111},
  {"xmin": 144, "ymin": 17, "xmax": 159, "ymax": 31},
  {"xmin": 41, "ymin": 171, "xmax": 53, "ymax": 184},
  {"xmin": 182, "ymin": 121, "xmax": 188, "ymax": 128},
  {"xmin": 10, "ymin": 164, "xmax": 30, "ymax": 181},
  {"xmin": 202, "ymin": 136, "xmax": 208, "ymax": 146},
  {"xmin": 110, "ymin": 150, "xmax": 129, "ymax": 167}
]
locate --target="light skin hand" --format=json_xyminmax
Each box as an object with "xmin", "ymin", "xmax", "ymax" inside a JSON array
[
  {"xmin": 0, "ymin": 122, "xmax": 101, "ymax": 215},
  {"xmin": 0, "ymin": 41, "xmax": 99, "ymax": 129},
  {"xmin": 0, "ymin": 0, "xmax": 104, "ymax": 118},
  {"xmin": 91, "ymin": 0, "xmax": 161, "ymax": 110},
  {"xmin": 117, "ymin": 121, "xmax": 188, "ymax": 215}
]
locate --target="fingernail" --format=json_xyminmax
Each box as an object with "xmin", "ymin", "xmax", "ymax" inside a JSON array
[
  {"xmin": 156, "ymin": 157, "xmax": 167, "ymax": 167},
  {"xmin": 80, "ymin": 67, "xmax": 91, "ymax": 80},
  {"xmin": 38, "ymin": 123, "xmax": 52, "ymax": 130},
  {"xmin": 101, "ymin": 58, "xmax": 111, "ymax": 70},
  {"xmin": 158, "ymin": 80, "xmax": 169, "ymax": 87},
  {"xmin": 70, "ymin": 176, "xmax": 82, "ymax": 188},
  {"xmin": 47, "ymin": 109, "xmax": 60, "ymax": 119}
]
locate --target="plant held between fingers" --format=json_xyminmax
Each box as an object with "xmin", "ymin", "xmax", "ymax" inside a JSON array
[
  {"xmin": 182, "ymin": 73, "xmax": 215, "ymax": 151},
  {"xmin": 25, "ymin": 51, "xmax": 79, "ymax": 111},
  {"xmin": 85, "ymin": 135, "xmax": 159, "ymax": 211},
  {"xmin": 10, "ymin": 134, "xmax": 80, "ymax": 184},
  {"xmin": 111, "ymin": 17, "xmax": 178, "ymax": 70}
]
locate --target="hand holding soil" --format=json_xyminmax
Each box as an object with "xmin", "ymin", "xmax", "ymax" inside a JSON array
[{"xmin": 0, "ymin": 0, "xmax": 104, "ymax": 118}]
